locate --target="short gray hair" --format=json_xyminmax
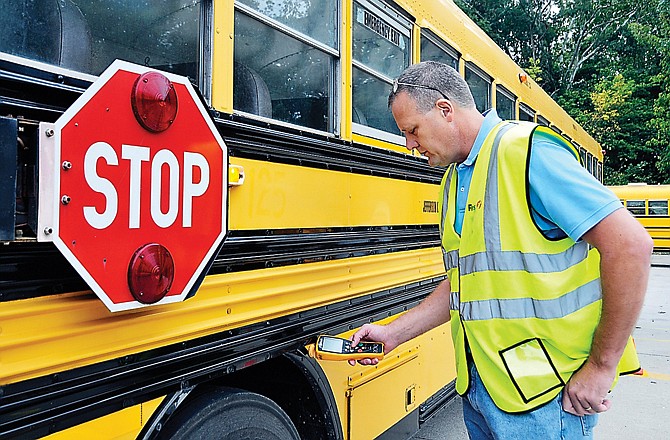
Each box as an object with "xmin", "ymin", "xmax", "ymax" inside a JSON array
[{"xmin": 388, "ymin": 61, "xmax": 476, "ymax": 113}]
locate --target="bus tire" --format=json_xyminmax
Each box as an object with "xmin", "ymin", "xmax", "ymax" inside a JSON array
[{"xmin": 157, "ymin": 387, "xmax": 301, "ymax": 440}]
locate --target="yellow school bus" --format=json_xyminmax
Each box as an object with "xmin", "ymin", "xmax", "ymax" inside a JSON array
[
  {"xmin": 0, "ymin": 1, "xmax": 603, "ymax": 438},
  {"xmin": 610, "ymin": 184, "xmax": 670, "ymax": 251}
]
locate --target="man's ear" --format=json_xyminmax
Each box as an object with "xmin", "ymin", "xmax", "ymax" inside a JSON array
[{"xmin": 438, "ymin": 100, "xmax": 452, "ymax": 118}]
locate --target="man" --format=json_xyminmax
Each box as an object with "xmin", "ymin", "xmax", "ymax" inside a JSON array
[{"xmin": 349, "ymin": 61, "xmax": 653, "ymax": 439}]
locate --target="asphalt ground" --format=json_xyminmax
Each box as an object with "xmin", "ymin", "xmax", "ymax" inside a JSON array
[{"xmin": 410, "ymin": 254, "xmax": 670, "ymax": 439}]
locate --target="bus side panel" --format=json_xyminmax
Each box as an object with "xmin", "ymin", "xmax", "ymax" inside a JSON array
[
  {"xmin": 318, "ymin": 321, "xmax": 455, "ymax": 439},
  {"xmin": 610, "ymin": 184, "xmax": 670, "ymax": 251},
  {"xmin": 43, "ymin": 398, "xmax": 162, "ymax": 440},
  {"xmin": 638, "ymin": 216, "xmax": 670, "ymax": 251},
  {"xmin": 228, "ymin": 158, "xmax": 440, "ymax": 230}
]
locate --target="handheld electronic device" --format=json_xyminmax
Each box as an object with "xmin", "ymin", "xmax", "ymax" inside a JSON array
[{"xmin": 314, "ymin": 335, "xmax": 384, "ymax": 361}]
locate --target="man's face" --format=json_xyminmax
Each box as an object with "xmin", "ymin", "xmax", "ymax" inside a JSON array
[{"xmin": 391, "ymin": 92, "xmax": 456, "ymax": 167}]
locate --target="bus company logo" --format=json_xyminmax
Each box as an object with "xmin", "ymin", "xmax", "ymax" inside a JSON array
[
  {"xmin": 423, "ymin": 200, "xmax": 438, "ymax": 213},
  {"xmin": 468, "ymin": 200, "xmax": 483, "ymax": 212}
]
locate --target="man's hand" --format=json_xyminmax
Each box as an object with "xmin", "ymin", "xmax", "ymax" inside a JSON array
[
  {"xmin": 347, "ymin": 278, "xmax": 453, "ymax": 366},
  {"xmin": 348, "ymin": 323, "xmax": 398, "ymax": 366},
  {"xmin": 562, "ymin": 360, "xmax": 616, "ymax": 416}
]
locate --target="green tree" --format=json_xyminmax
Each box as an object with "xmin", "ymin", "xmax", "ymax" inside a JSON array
[
  {"xmin": 458, "ymin": 0, "xmax": 669, "ymax": 184},
  {"xmin": 552, "ymin": 0, "xmax": 651, "ymax": 92},
  {"xmin": 558, "ymin": 0, "xmax": 665, "ymax": 184},
  {"xmin": 456, "ymin": 0, "xmax": 559, "ymax": 90},
  {"xmin": 585, "ymin": 75, "xmax": 659, "ymax": 184},
  {"xmin": 630, "ymin": 1, "xmax": 670, "ymax": 182}
]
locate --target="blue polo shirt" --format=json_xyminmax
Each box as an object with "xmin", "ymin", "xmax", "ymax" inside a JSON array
[{"xmin": 454, "ymin": 110, "xmax": 622, "ymax": 241}]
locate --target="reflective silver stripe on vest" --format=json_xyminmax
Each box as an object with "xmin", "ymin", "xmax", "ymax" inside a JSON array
[
  {"xmin": 440, "ymin": 165, "xmax": 456, "ymax": 236},
  {"xmin": 459, "ymin": 279, "xmax": 602, "ymax": 321},
  {"xmin": 483, "ymin": 123, "xmax": 515, "ymax": 252},
  {"xmin": 440, "ymin": 165, "xmax": 457, "ymax": 271},
  {"xmin": 459, "ymin": 242, "xmax": 589, "ymax": 276},
  {"xmin": 443, "ymin": 249, "xmax": 459, "ymax": 271},
  {"xmin": 450, "ymin": 290, "xmax": 460, "ymax": 311}
]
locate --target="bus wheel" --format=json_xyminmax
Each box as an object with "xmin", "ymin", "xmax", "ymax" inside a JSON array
[{"xmin": 157, "ymin": 387, "xmax": 301, "ymax": 440}]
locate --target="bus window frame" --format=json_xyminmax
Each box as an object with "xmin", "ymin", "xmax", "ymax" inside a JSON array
[
  {"xmin": 537, "ymin": 115, "xmax": 550, "ymax": 127},
  {"xmin": 495, "ymin": 84, "xmax": 516, "ymax": 121},
  {"xmin": 0, "ymin": 51, "xmax": 97, "ymax": 83},
  {"xmin": 648, "ymin": 199, "xmax": 669, "ymax": 216},
  {"xmin": 465, "ymin": 62, "xmax": 492, "ymax": 113},
  {"xmin": 0, "ymin": 1, "xmax": 212, "ymax": 97},
  {"xmin": 236, "ymin": 0, "xmax": 339, "ymax": 50},
  {"xmin": 351, "ymin": 0, "xmax": 413, "ymax": 145},
  {"xmin": 586, "ymin": 151, "xmax": 593, "ymax": 174},
  {"xmin": 578, "ymin": 147, "xmax": 586, "ymax": 167},
  {"xmin": 626, "ymin": 199, "xmax": 646, "ymax": 216},
  {"xmin": 233, "ymin": 1, "xmax": 341, "ymax": 135},
  {"xmin": 597, "ymin": 162, "xmax": 603, "ymax": 182},
  {"xmin": 419, "ymin": 29, "xmax": 460, "ymax": 69},
  {"xmin": 199, "ymin": 0, "xmax": 213, "ymax": 103},
  {"xmin": 518, "ymin": 102, "xmax": 535, "ymax": 122},
  {"xmin": 351, "ymin": 61, "xmax": 406, "ymax": 144}
]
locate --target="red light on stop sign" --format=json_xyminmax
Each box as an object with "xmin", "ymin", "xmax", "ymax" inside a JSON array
[
  {"xmin": 128, "ymin": 243, "xmax": 175, "ymax": 304},
  {"xmin": 131, "ymin": 71, "xmax": 178, "ymax": 133}
]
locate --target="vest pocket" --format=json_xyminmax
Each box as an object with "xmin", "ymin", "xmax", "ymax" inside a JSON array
[{"xmin": 499, "ymin": 338, "xmax": 565, "ymax": 403}]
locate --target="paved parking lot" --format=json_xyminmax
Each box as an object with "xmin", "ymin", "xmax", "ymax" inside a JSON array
[{"xmin": 410, "ymin": 254, "xmax": 670, "ymax": 439}]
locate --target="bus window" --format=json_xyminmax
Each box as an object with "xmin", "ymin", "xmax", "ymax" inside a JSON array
[
  {"xmin": 597, "ymin": 161, "xmax": 603, "ymax": 182},
  {"xmin": 626, "ymin": 200, "xmax": 646, "ymax": 216},
  {"xmin": 586, "ymin": 152, "xmax": 593, "ymax": 174},
  {"xmin": 465, "ymin": 63, "xmax": 491, "ymax": 113},
  {"xmin": 352, "ymin": 0, "xmax": 411, "ymax": 138},
  {"xmin": 420, "ymin": 32, "xmax": 459, "ymax": 69},
  {"xmin": 234, "ymin": 1, "xmax": 338, "ymax": 132},
  {"xmin": 519, "ymin": 103, "xmax": 535, "ymax": 122},
  {"xmin": 238, "ymin": 0, "xmax": 337, "ymax": 48},
  {"xmin": 0, "ymin": 0, "xmax": 202, "ymax": 79},
  {"xmin": 591, "ymin": 156, "xmax": 599, "ymax": 178},
  {"xmin": 550, "ymin": 125, "xmax": 562, "ymax": 135},
  {"xmin": 495, "ymin": 85, "xmax": 516, "ymax": 120},
  {"xmin": 537, "ymin": 115, "xmax": 550, "ymax": 126},
  {"xmin": 579, "ymin": 147, "xmax": 587, "ymax": 167},
  {"xmin": 649, "ymin": 200, "xmax": 669, "ymax": 216}
]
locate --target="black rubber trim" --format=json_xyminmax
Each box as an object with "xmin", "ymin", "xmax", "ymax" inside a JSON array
[
  {"xmin": 418, "ymin": 381, "xmax": 457, "ymax": 424},
  {"xmin": 210, "ymin": 226, "xmax": 440, "ymax": 273},
  {"xmin": 0, "ymin": 59, "xmax": 89, "ymax": 120},
  {"xmin": 0, "ymin": 276, "xmax": 444, "ymax": 439},
  {"xmin": 0, "ymin": 226, "xmax": 440, "ymax": 302}
]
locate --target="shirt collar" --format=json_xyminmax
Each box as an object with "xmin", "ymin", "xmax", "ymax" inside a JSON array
[{"xmin": 461, "ymin": 109, "xmax": 502, "ymax": 166}]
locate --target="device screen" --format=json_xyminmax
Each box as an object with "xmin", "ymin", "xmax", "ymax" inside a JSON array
[{"xmin": 320, "ymin": 336, "xmax": 344, "ymax": 353}]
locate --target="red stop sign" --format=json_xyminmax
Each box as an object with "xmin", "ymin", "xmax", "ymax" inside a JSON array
[{"xmin": 50, "ymin": 60, "xmax": 227, "ymax": 312}]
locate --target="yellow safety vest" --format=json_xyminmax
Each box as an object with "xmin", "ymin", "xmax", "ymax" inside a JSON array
[{"xmin": 440, "ymin": 121, "xmax": 640, "ymax": 413}]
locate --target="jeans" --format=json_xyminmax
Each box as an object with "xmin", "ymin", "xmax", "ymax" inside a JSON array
[{"xmin": 463, "ymin": 363, "xmax": 598, "ymax": 439}]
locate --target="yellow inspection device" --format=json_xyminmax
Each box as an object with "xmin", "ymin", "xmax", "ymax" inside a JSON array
[{"xmin": 314, "ymin": 335, "xmax": 384, "ymax": 361}]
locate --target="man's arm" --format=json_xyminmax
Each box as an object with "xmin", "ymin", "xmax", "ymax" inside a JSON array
[
  {"xmin": 562, "ymin": 208, "xmax": 653, "ymax": 416},
  {"xmin": 348, "ymin": 278, "xmax": 452, "ymax": 366}
]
